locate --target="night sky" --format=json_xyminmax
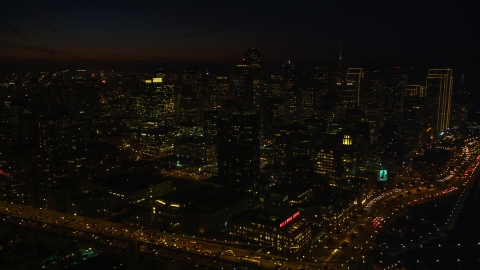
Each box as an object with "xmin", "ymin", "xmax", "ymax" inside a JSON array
[{"xmin": 1, "ymin": 1, "xmax": 479, "ymax": 71}]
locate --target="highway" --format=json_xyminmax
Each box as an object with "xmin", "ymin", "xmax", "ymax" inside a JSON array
[
  {"xmin": 0, "ymin": 201, "xmax": 324, "ymax": 269},
  {"xmin": 311, "ymin": 139, "xmax": 480, "ymax": 269},
  {"xmin": 2, "ymin": 138, "xmax": 478, "ymax": 269}
]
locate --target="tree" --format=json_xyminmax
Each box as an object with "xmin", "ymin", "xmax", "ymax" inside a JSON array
[
  {"xmin": 341, "ymin": 242, "xmax": 348, "ymax": 248},
  {"xmin": 349, "ymin": 233, "xmax": 357, "ymax": 240}
]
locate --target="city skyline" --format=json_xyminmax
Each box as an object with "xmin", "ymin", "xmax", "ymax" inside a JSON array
[
  {"xmin": 2, "ymin": 2, "xmax": 480, "ymax": 269},
  {"xmin": 1, "ymin": 48, "xmax": 480, "ymax": 269},
  {"xmin": 1, "ymin": 1, "xmax": 479, "ymax": 71}
]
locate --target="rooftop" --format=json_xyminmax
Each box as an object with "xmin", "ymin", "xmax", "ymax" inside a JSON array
[
  {"xmin": 156, "ymin": 183, "xmax": 219, "ymax": 206},
  {"xmin": 93, "ymin": 169, "xmax": 169, "ymax": 192}
]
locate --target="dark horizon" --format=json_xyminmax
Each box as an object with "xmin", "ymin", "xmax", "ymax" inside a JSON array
[
  {"xmin": 3, "ymin": 56, "xmax": 479, "ymax": 87},
  {"xmin": 2, "ymin": 1, "xmax": 479, "ymax": 74}
]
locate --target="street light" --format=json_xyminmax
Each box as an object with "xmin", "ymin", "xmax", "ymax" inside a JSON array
[
  {"xmin": 104, "ymin": 209, "xmax": 108, "ymax": 219},
  {"xmin": 72, "ymin": 204, "xmax": 77, "ymax": 216}
]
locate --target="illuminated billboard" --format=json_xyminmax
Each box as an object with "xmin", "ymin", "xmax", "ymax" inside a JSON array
[
  {"xmin": 379, "ymin": 169, "xmax": 388, "ymax": 181},
  {"xmin": 279, "ymin": 211, "xmax": 300, "ymax": 228},
  {"xmin": 152, "ymin": 78, "xmax": 163, "ymax": 83}
]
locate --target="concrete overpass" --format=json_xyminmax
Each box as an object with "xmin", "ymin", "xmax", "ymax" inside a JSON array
[{"xmin": 0, "ymin": 200, "xmax": 324, "ymax": 270}]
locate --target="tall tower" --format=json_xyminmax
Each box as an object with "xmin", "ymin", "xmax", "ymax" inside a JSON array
[
  {"xmin": 426, "ymin": 69, "xmax": 453, "ymax": 134},
  {"xmin": 243, "ymin": 48, "xmax": 260, "ymax": 75},
  {"xmin": 384, "ymin": 69, "xmax": 408, "ymax": 127},
  {"xmin": 346, "ymin": 68, "xmax": 364, "ymax": 107},
  {"xmin": 335, "ymin": 45, "xmax": 345, "ymax": 85},
  {"xmin": 360, "ymin": 70, "xmax": 385, "ymax": 116},
  {"xmin": 233, "ymin": 48, "xmax": 261, "ymax": 111},
  {"xmin": 282, "ymin": 59, "xmax": 295, "ymax": 88},
  {"xmin": 217, "ymin": 110, "xmax": 260, "ymax": 207}
]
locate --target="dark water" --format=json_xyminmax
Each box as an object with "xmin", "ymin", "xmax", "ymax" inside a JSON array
[{"xmin": 388, "ymin": 174, "xmax": 480, "ymax": 270}]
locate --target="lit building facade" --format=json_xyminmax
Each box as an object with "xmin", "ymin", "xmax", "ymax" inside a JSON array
[
  {"xmin": 174, "ymin": 136, "xmax": 216, "ymax": 162},
  {"xmin": 346, "ymin": 68, "xmax": 364, "ymax": 106},
  {"xmin": 228, "ymin": 208, "xmax": 311, "ymax": 255},
  {"xmin": 426, "ymin": 69, "xmax": 453, "ymax": 135},
  {"xmin": 139, "ymin": 126, "xmax": 179, "ymax": 155},
  {"xmin": 314, "ymin": 133, "xmax": 360, "ymax": 187},
  {"xmin": 406, "ymin": 85, "xmax": 425, "ymax": 97},
  {"xmin": 142, "ymin": 79, "xmax": 176, "ymax": 126}
]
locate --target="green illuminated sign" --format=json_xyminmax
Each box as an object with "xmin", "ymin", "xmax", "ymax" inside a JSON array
[{"xmin": 379, "ymin": 170, "xmax": 388, "ymax": 181}]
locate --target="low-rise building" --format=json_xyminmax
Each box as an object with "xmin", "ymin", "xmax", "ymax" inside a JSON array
[
  {"xmin": 174, "ymin": 136, "xmax": 216, "ymax": 162},
  {"xmin": 154, "ymin": 184, "xmax": 246, "ymax": 233},
  {"xmin": 227, "ymin": 208, "xmax": 311, "ymax": 255},
  {"xmin": 86, "ymin": 169, "xmax": 173, "ymax": 208}
]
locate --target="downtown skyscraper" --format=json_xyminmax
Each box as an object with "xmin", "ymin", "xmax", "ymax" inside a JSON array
[
  {"xmin": 217, "ymin": 49, "xmax": 261, "ymax": 208},
  {"xmin": 426, "ymin": 69, "xmax": 453, "ymax": 135},
  {"xmin": 217, "ymin": 110, "xmax": 260, "ymax": 207}
]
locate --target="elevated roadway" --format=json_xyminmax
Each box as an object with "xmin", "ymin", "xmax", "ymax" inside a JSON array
[{"xmin": 0, "ymin": 201, "xmax": 324, "ymax": 269}]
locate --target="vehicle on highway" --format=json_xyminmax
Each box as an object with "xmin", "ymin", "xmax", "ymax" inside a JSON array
[
  {"xmin": 241, "ymin": 257, "xmax": 261, "ymax": 266},
  {"xmin": 247, "ymin": 252, "xmax": 260, "ymax": 258}
]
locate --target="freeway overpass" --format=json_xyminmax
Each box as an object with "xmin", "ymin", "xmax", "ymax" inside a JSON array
[{"xmin": 0, "ymin": 201, "xmax": 323, "ymax": 270}]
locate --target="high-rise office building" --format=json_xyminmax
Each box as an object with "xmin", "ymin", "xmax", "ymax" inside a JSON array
[
  {"xmin": 402, "ymin": 96, "xmax": 428, "ymax": 150},
  {"xmin": 203, "ymin": 110, "xmax": 220, "ymax": 143},
  {"xmin": 346, "ymin": 68, "xmax": 364, "ymax": 107},
  {"xmin": 336, "ymin": 82, "xmax": 359, "ymax": 117},
  {"xmin": 359, "ymin": 70, "xmax": 385, "ymax": 117},
  {"xmin": 334, "ymin": 45, "xmax": 345, "ymax": 85},
  {"xmin": 274, "ymin": 123, "xmax": 314, "ymax": 167},
  {"xmin": 140, "ymin": 78, "xmax": 176, "ymax": 126},
  {"xmin": 232, "ymin": 48, "xmax": 261, "ymax": 111},
  {"xmin": 314, "ymin": 129, "xmax": 362, "ymax": 187},
  {"xmin": 406, "ymin": 85, "xmax": 425, "ymax": 97},
  {"xmin": 217, "ymin": 110, "xmax": 260, "ymax": 207},
  {"xmin": 312, "ymin": 64, "xmax": 333, "ymax": 86},
  {"xmin": 238, "ymin": 48, "xmax": 260, "ymax": 76},
  {"xmin": 425, "ymin": 69, "xmax": 453, "ymax": 134},
  {"xmin": 282, "ymin": 59, "xmax": 295, "ymax": 89},
  {"xmin": 384, "ymin": 69, "xmax": 408, "ymax": 126},
  {"xmin": 263, "ymin": 97, "xmax": 285, "ymax": 139},
  {"xmin": 282, "ymin": 60, "xmax": 295, "ymax": 80}
]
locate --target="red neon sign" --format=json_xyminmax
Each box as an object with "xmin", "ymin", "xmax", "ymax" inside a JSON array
[{"xmin": 279, "ymin": 211, "xmax": 300, "ymax": 228}]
